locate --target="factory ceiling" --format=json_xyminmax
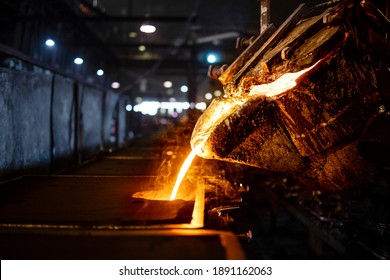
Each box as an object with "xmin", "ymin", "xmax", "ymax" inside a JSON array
[{"xmin": 1, "ymin": 0, "xmax": 383, "ymax": 102}]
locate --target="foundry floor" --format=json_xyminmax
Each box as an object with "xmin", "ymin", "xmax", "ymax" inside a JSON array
[
  {"xmin": 1, "ymin": 129, "xmax": 386, "ymax": 260},
  {"xmin": 0, "ymin": 132, "xmax": 244, "ymax": 260}
]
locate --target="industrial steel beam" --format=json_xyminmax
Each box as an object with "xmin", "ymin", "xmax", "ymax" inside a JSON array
[{"xmin": 0, "ymin": 15, "xmax": 191, "ymax": 23}]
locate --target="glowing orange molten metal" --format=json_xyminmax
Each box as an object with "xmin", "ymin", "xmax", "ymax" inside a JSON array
[{"xmin": 169, "ymin": 148, "xmax": 198, "ymax": 201}]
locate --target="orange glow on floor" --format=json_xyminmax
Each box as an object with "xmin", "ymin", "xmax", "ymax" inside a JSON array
[{"xmin": 132, "ymin": 190, "xmax": 170, "ymax": 201}]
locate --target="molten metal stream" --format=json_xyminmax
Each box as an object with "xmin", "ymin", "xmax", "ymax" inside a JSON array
[{"xmin": 169, "ymin": 149, "xmax": 198, "ymax": 200}]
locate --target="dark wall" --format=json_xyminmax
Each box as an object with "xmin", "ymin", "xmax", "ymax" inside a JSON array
[
  {"xmin": 52, "ymin": 75, "xmax": 76, "ymax": 171},
  {"xmin": 0, "ymin": 69, "xmax": 52, "ymax": 177},
  {"xmin": 102, "ymin": 90, "xmax": 120, "ymax": 149},
  {"xmin": 117, "ymin": 98, "xmax": 127, "ymax": 147},
  {"xmin": 79, "ymin": 85, "xmax": 104, "ymax": 159},
  {"xmin": 0, "ymin": 68, "xmax": 128, "ymax": 179}
]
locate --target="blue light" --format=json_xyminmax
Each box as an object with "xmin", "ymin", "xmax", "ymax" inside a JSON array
[
  {"xmin": 45, "ymin": 39, "xmax": 55, "ymax": 47},
  {"xmin": 207, "ymin": 53, "xmax": 217, "ymax": 64}
]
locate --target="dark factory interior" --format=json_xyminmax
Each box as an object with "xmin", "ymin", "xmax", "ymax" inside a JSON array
[{"xmin": 0, "ymin": 0, "xmax": 389, "ymax": 260}]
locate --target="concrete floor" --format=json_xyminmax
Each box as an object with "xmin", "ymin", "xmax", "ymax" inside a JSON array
[{"xmin": 0, "ymin": 133, "xmax": 245, "ymax": 259}]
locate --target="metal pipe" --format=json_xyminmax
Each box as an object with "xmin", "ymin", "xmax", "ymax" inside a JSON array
[{"xmin": 260, "ymin": 0, "xmax": 271, "ymax": 34}]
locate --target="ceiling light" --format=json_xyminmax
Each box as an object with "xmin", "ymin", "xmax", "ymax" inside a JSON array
[
  {"xmin": 128, "ymin": 32, "xmax": 137, "ymax": 38},
  {"xmin": 205, "ymin": 92, "xmax": 213, "ymax": 100},
  {"xmin": 214, "ymin": 90, "xmax": 222, "ymax": 96},
  {"xmin": 138, "ymin": 45, "xmax": 146, "ymax": 52},
  {"xmin": 45, "ymin": 39, "xmax": 55, "ymax": 47},
  {"xmin": 140, "ymin": 24, "xmax": 156, "ymax": 34},
  {"xmin": 180, "ymin": 85, "xmax": 188, "ymax": 93},
  {"xmin": 74, "ymin": 57, "xmax": 83, "ymax": 65},
  {"xmin": 111, "ymin": 82, "xmax": 120, "ymax": 89},
  {"xmin": 96, "ymin": 69, "xmax": 104, "ymax": 76},
  {"xmin": 163, "ymin": 81, "xmax": 173, "ymax": 88},
  {"xmin": 206, "ymin": 54, "xmax": 217, "ymax": 64}
]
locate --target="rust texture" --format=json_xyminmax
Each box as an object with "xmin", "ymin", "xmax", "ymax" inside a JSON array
[{"xmin": 191, "ymin": 0, "xmax": 389, "ymax": 191}]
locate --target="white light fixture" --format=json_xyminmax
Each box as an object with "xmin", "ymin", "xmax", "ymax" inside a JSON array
[
  {"xmin": 125, "ymin": 104, "xmax": 133, "ymax": 112},
  {"xmin": 74, "ymin": 57, "xmax": 84, "ymax": 65},
  {"xmin": 163, "ymin": 81, "xmax": 173, "ymax": 88},
  {"xmin": 180, "ymin": 85, "xmax": 188, "ymax": 93},
  {"xmin": 205, "ymin": 92, "xmax": 213, "ymax": 100},
  {"xmin": 195, "ymin": 102, "xmax": 207, "ymax": 110},
  {"xmin": 140, "ymin": 24, "xmax": 156, "ymax": 34},
  {"xmin": 128, "ymin": 32, "xmax": 137, "ymax": 38},
  {"xmin": 45, "ymin": 39, "xmax": 55, "ymax": 47},
  {"xmin": 96, "ymin": 69, "xmax": 104, "ymax": 76},
  {"xmin": 207, "ymin": 54, "xmax": 217, "ymax": 64},
  {"xmin": 138, "ymin": 45, "xmax": 146, "ymax": 52},
  {"xmin": 111, "ymin": 82, "xmax": 120, "ymax": 89}
]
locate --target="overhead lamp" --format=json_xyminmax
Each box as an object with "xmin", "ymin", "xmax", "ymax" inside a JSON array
[
  {"xmin": 214, "ymin": 90, "xmax": 222, "ymax": 97},
  {"xmin": 163, "ymin": 81, "xmax": 173, "ymax": 88},
  {"xmin": 111, "ymin": 82, "xmax": 120, "ymax": 89},
  {"xmin": 126, "ymin": 104, "xmax": 133, "ymax": 112},
  {"xmin": 180, "ymin": 85, "xmax": 188, "ymax": 93},
  {"xmin": 206, "ymin": 53, "xmax": 217, "ymax": 64},
  {"xmin": 138, "ymin": 45, "xmax": 146, "ymax": 52},
  {"xmin": 45, "ymin": 39, "xmax": 55, "ymax": 47},
  {"xmin": 96, "ymin": 69, "xmax": 104, "ymax": 76},
  {"xmin": 128, "ymin": 32, "xmax": 138, "ymax": 38},
  {"xmin": 74, "ymin": 57, "xmax": 84, "ymax": 65},
  {"xmin": 140, "ymin": 24, "xmax": 156, "ymax": 34}
]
